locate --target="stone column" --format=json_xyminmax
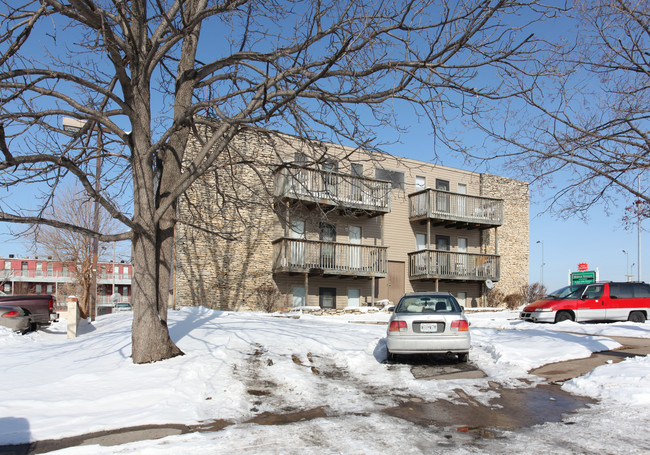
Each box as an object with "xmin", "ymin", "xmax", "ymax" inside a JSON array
[{"xmin": 66, "ymin": 296, "xmax": 80, "ymax": 339}]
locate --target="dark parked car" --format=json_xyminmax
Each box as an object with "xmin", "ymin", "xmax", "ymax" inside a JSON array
[
  {"xmin": 0, "ymin": 306, "xmax": 32, "ymax": 333},
  {"xmin": 386, "ymin": 292, "xmax": 471, "ymax": 362}
]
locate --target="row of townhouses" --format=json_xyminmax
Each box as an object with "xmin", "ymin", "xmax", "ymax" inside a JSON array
[
  {"xmin": 173, "ymin": 127, "xmax": 529, "ymax": 311},
  {"xmin": 0, "ymin": 256, "xmax": 132, "ymax": 308}
]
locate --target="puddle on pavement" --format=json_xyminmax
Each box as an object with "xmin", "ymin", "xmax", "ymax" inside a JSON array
[
  {"xmin": 245, "ymin": 406, "xmax": 329, "ymax": 425},
  {"xmin": 383, "ymin": 384, "xmax": 595, "ymax": 431}
]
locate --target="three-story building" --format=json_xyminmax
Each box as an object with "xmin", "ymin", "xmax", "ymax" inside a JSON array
[{"xmin": 173, "ymin": 127, "xmax": 528, "ymax": 310}]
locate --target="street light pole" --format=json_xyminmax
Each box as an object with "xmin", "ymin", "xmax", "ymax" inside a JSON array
[
  {"xmin": 91, "ymin": 127, "xmax": 102, "ymax": 321},
  {"xmin": 622, "ymin": 250, "xmax": 629, "ymax": 281},
  {"xmin": 536, "ymin": 240, "xmax": 545, "ymax": 286},
  {"xmin": 63, "ymin": 117, "xmax": 102, "ymax": 321}
]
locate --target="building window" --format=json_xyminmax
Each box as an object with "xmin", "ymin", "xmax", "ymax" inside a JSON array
[
  {"xmin": 47, "ymin": 284, "xmax": 53, "ymax": 294},
  {"xmin": 47, "ymin": 262, "xmax": 53, "ymax": 277},
  {"xmin": 36, "ymin": 262, "xmax": 42, "ymax": 276},
  {"xmin": 319, "ymin": 288, "xmax": 336, "ymax": 309},
  {"xmin": 4, "ymin": 283, "xmax": 10, "ymax": 293},
  {"xmin": 35, "ymin": 284, "xmax": 42, "ymax": 294},
  {"xmin": 375, "ymin": 168, "xmax": 405, "ymax": 190},
  {"xmin": 415, "ymin": 176, "xmax": 426, "ymax": 191}
]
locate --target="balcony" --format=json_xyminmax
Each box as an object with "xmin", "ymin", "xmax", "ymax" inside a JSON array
[
  {"xmin": 0, "ymin": 270, "xmax": 132, "ymax": 284},
  {"xmin": 408, "ymin": 250, "xmax": 500, "ymax": 282},
  {"xmin": 272, "ymin": 238, "xmax": 387, "ymax": 277},
  {"xmin": 274, "ymin": 167, "xmax": 391, "ymax": 216},
  {"xmin": 409, "ymin": 189, "xmax": 503, "ymax": 229}
]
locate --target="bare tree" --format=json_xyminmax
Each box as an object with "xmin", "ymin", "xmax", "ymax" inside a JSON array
[
  {"xmin": 0, "ymin": 0, "xmax": 560, "ymax": 363},
  {"xmin": 31, "ymin": 185, "xmax": 119, "ymax": 318},
  {"xmin": 469, "ymin": 0, "xmax": 649, "ymax": 219},
  {"xmin": 520, "ymin": 282, "xmax": 547, "ymax": 304}
]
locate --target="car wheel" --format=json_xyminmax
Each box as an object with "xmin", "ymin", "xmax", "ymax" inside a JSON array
[
  {"xmin": 457, "ymin": 353, "xmax": 469, "ymax": 363},
  {"xmin": 554, "ymin": 311, "xmax": 574, "ymax": 323},
  {"xmin": 628, "ymin": 311, "xmax": 647, "ymax": 323}
]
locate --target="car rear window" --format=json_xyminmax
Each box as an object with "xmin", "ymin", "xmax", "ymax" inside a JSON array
[
  {"xmin": 395, "ymin": 295, "xmax": 461, "ymax": 313},
  {"xmin": 632, "ymin": 283, "xmax": 650, "ymax": 298}
]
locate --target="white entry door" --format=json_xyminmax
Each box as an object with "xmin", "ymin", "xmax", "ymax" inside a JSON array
[
  {"xmin": 457, "ymin": 237, "xmax": 468, "ymax": 273},
  {"xmin": 292, "ymin": 286, "xmax": 306, "ymax": 307},
  {"xmin": 348, "ymin": 288, "xmax": 360, "ymax": 307},
  {"xmin": 290, "ymin": 220, "xmax": 305, "ymax": 266},
  {"xmin": 457, "ymin": 183, "xmax": 467, "ymax": 216},
  {"xmin": 349, "ymin": 226, "xmax": 361, "ymax": 269},
  {"xmin": 415, "ymin": 233, "xmax": 427, "ymax": 272}
]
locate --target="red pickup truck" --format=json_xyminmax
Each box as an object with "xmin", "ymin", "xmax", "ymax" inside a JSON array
[
  {"xmin": 520, "ymin": 282, "xmax": 650, "ymax": 324},
  {"xmin": 0, "ymin": 294, "xmax": 59, "ymax": 329}
]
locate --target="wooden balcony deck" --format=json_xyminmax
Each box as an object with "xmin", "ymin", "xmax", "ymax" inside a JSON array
[
  {"xmin": 408, "ymin": 250, "xmax": 500, "ymax": 282},
  {"xmin": 409, "ymin": 189, "xmax": 503, "ymax": 229},
  {"xmin": 274, "ymin": 167, "xmax": 391, "ymax": 216},
  {"xmin": 272, "ymin": 238, "xmax": 387, "ymax": 277}
]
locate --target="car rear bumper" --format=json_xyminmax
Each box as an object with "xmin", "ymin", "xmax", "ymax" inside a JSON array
[
  {"xmin": 0, "ymin": 317, "xmax": 31, "ymax": 333},
  {"xmin": 387, "ymin": 334, "xmax": 470, "ymax": 354}
]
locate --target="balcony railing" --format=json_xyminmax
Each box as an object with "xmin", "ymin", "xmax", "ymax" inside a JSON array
[
  {"xmin": 272, "ymin": 238, "xmax": 387, "ymax": 277},
  {"xmin": 408, "ymin": 250, "xmax": 500, "ymax": 282},
  {"xmin": 409, "ymin": 189, "xmax": 503, "ymax": 228},
  {"xmin": 97, "ymin": 295, "xmax": 131, "ymax": 305},
  {"xmin": 274, "ymin": 167, "xmax": 391, "ymax": 215},
  {"xmin": 0, "ymin": 270, "xmax": 132, "ymax": 283}
]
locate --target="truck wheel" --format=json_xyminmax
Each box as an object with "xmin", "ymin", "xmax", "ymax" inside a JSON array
[
  {"xmin": 555, "ymin": 311, "xmax": 574, "ymax": 323},
  {"xmin": 628, "ymin": 312, "xmax": 646, "ymax": 323}
]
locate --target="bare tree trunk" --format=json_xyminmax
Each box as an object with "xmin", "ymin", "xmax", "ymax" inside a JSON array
[{"xmin": 131, "ymin": 216, "xmax": 183, "ymax": 363}]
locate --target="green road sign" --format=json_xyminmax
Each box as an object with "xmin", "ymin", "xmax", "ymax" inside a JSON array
[{"xmin": 571, "ymin": 271, "xmax": 597, "ymax": 285}]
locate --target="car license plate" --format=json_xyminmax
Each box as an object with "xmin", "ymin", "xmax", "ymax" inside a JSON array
[{"xmin": 420, "ymin": 323, "xmax": 438, "ymax": 333}]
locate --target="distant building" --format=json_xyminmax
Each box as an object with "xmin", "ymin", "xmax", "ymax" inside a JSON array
[{"xmin": 0, "ymin": 255, "xmax": 132, "ymax": 310}]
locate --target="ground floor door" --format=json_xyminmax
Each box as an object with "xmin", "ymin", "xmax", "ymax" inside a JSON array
[
  {"xmin": 348, "ymin": 288, "xmax": 361, "ymax": 307},
  {"xmin": 292, "ymin": 286, "xmax": 305, "ymax": 308},
  {"xmin": 377, "ymin": 261, "xmax": 405, "ymax": 305}
]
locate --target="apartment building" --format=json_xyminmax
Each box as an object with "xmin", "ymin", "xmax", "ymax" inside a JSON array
[
  {"xmin": 0, "ymin": 255, "xmax": 133, "ymax": 308},
  {"xmin": 174, "ymin": 127, "xmax": 529, "ymax": 310}
]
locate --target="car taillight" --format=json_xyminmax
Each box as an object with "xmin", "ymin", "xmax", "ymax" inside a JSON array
[
  {"xmin": 451, "ymin": 320, "xmax": 469, "ymax": 331},
  {"xmin": 389, "ymin": 320, "xmax": 407, "ymax": 332},
  {"xmin": 48, "ymin": 298, "xmax": 54, "ymax": 312},
  {"xmin": 2, "ymin": 311, "xmax": 20, "ymax": 318}
]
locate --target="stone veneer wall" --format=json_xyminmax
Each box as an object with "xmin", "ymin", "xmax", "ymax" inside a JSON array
[
  {"xmin": 480, "ymin": 174, "xmax": 530, "ymax": 299},
  {"xmin": 174, "ymin": 129, "xmax": 280, "ymax": 310}
]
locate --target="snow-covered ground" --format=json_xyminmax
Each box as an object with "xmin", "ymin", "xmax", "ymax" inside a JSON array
[{"xmin": 1, "ymin": 307, "xmax": 649, "ymax": 454}]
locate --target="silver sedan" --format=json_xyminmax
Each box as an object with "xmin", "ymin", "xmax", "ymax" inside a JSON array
[
  {"xmin": 386, "ymin": 292, "xmax": 470, "ymax": 362},
  {"xmin": 0, "ymin": 306, "xmax": 32, "ymax": 334}
]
